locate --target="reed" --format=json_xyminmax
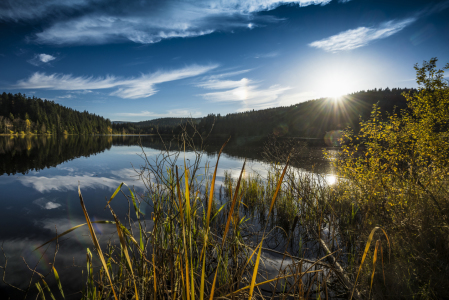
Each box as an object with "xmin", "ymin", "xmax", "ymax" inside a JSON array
[
  {"xmin": 27, "ymin": 131, "xmax": 447, "ymax": 299},
  {"xmin": 31, "ymin": 137, "xmax": 352, "ymax": 300}
]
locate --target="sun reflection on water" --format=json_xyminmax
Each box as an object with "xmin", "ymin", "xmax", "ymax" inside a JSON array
[{"xmin": 327, "ymin": 174, "xmax": 337, "ymax": 185}]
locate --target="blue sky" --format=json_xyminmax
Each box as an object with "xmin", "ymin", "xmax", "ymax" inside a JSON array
[{"xmin": 0, "ymin": 0, "xmax": 448, "ymax": 121}]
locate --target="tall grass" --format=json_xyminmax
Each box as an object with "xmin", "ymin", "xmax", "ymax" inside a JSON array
[
  {"xmin": 31, "ymin": 136, "xmax": 356, "ymax": 300},
  {"xmin": 28, "ymin": 132, "xmax": 447, "ymax": 299}
]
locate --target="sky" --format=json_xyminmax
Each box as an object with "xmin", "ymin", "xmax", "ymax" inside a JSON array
[{"xmin": 0, "ymin": 0, "xmax": 448, "ymax": 122}]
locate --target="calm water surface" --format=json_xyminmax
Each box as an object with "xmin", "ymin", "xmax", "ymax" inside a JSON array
[{"xmin": 0, "ymin": 135, "xmax": 336, "ymax": 298}]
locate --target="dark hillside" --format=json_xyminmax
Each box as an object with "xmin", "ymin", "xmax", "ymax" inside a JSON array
[
  {"xmin": 196, "ymin": 88, "xmax": 413, "ymax": 138},
  {"xmin": 113, "ymin": 88, "xmax": 413, "ymax": 137}
]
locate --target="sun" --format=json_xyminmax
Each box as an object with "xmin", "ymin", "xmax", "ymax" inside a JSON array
[{"xmin": 322, "ymin": 72, "xmax": 356, "ymax": 98}]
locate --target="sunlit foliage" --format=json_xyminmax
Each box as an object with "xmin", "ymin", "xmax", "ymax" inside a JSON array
[
  {"xmin": 331, "ymin": 58, "xmax": 449, "ymax": 297},
  {"xmin": 336, "ymin": 58, "xmax": 449, "ymax": 212}
]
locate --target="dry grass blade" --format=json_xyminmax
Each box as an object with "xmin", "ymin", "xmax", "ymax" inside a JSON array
[
  {"xmin": 206, "ymin": 137, "xmax": 230, "ymax": 227},
  {"xmin": 209, "ymin": 159, "xmax": 246, "ymax": 300},
  {"xmin": 109, "ymin": 207, "xmax": 139, "ymax": 300},
  {"xmin": 41, "ymin": 279, "xmax": 56, "ymax": 300},
  {"xmin": 202, "ymin": 138, "xmax": 230, "ymax": 300},
  {"xmin": 248, "ymin": 241, "xmax": 262, "ymax": 300},
  {"xmin": 350, "ymin": 226, "xmax": 389, "ymax": 300},
  {"xmin": 243, "ymin": 241, "xmax": 263, "ymax": 271},
  {"xmin": 104, "ymin": 182, "xmax": 124, "ymax": 209},
  {"xmin": 184, "ymin": 168, "xmax": 195, "ymax": 300},
  {"xmin": 248, "ymin": 158, "xmax": 289, "ymax": 299},
  {"xmin": 35, "ymin": 282, "xmax": 46, "ymax": 300},
  {"xmin": 208, "ymin": 269, "xmax": 218, "ymax": 300},
  {"xmin": 104, "ymin": 182, "xmax": 144, "ymax": 216},
  {"xmin": 380, "ymin": 242, "xmax": 386, "ymax": 285},
  {"xmin": 379, "ymin": 227, "xmax": 391, "ymax": 261},
  {"xmin": 52, "ymin": 266, "xmax": 65, "ymax": 299},
  {"xmin": 78, "ymin": 184, "xmax": 118, "ymax": 300},
  {"xmin": 226, "ymin": 270, "xmax": 323, "ymax": 298},
  {"xmin": 267, "ymin": 158, "xmax": 290, "ymax": 220},
  {"xmin": 222, "ymin": 159, "xmax": 246, "ymax": 247},
  {"xmin": 176, "ymin": 166, "xmax": 191, "ymax": 300},
  {"xmin": 35, "ymin": 221, "xmax": 116, "ymax": 251},
  {"xmin": 370, "ymin": 240, "xmax": 380, "ymax": 296}
]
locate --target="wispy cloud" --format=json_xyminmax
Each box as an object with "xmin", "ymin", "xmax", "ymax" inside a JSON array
[
  {"xmin": 0, "ymin": 0, "xmax": 332, "ymax": 45},
  {"xmin": 254, "ymin": 51, "xmax": 279, "ymax": 59},
  {"xmin": 34, "ymin": 15, "xmax": 216, "ymax": 45},
  {"xmin": 0, "ymin": 0, "xmax": 92, "ymax": 21},
  {"xmin": 17, "ymin": 169, "xmax": 145, "ymax": 193},
  {"xmin": 71, "ymin": 89, "xmax": 92, "ymax": 94},
  {"xmin": 116, "ymin": 109, "xmax": 202, "ymax": 118},
  {"xmin": 27, "ymin": 53, "xmax": 56, "ymax": 66},
  {"xmin": 198, "ymin": 76, "xmax": 290, "ymax": 111},
  {"xmin": 309, "ymin": 18, "xmax": 416, "ymax": 52},
  {"xmin": 14, "ymin": 65, "xmax": 217, "ymax": 99},
  {"xmin": 206, "ymin": 69, "xmax": 253, "ymax": 80},
  {"xmin": 57, "ymin": 94, "xmax": 74, "ymax": 99}
]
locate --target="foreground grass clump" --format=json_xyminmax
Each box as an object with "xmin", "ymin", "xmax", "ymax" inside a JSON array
[{"xmin": 33, "ymin": 137, "xmax": 345, "ymax": 300}]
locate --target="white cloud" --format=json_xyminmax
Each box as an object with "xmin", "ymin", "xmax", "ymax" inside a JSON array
[
  {"xmin": 38, "ymin": 53, "xmax": 56, "ymax": 63},
  {"xmin": 27, "ymin": 53, "xmax": 56, "ymax": 66},
  {"xmin": 19, "ymin": 174, "xmax": 123, "ymax": 193},
  {"xmin": 6, "ymin": 0, "xmax": 332, "ymax": 45},
  {"xmin": 45, "ymin": 202, "xmax": 61, "ymax": 209},
  {"xmin": 116, "ymin": 109, "xmax": 202, "ymax": 118},
  {"xmin": 14, "ymin": 64, "xmax": 217, "ymax": 99},
  {"xmin": 309, "ymin": 18, "xmax": 416, "ymax": 52},
  {"xmin": 17, "ymin": 169, "xmax": 145, "ymax": 193},
  {"xmin": 34, "ymin": 197, "xmax": 62, "ymax": 209},
  {"xmin": 198, "ymin": 76, "xmax": 290, "ymax": 110}
]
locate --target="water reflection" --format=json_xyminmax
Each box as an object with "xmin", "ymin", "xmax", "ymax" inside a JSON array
[
  {"xmin": 0, "ymin": 135, "xmax": 112, "ymax": 176},
  {"xmin": 0, "ymin": 135, "xmax": 334, "ymax": 176},
  {"xmin": 0, "ymin": 135, "xmax": 337, "ymax": 298},
  {"xmin": 327, "ymin": 174, "xmax": 337, "ymax": 185}
]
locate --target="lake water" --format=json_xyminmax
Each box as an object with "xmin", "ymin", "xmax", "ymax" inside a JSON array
[{"xmin": 0, "ymin": 135, "xmax": 337, "ymax": 298}]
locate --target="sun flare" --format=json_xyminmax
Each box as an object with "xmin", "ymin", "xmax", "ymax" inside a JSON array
[{"xmin": 322, "ymin": 72, "xmax": 356, "ymax": 98}]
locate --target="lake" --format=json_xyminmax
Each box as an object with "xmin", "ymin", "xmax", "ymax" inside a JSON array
[{"xmin": 0, "ymin": 135, "xmax": 337, "ymax": 298}]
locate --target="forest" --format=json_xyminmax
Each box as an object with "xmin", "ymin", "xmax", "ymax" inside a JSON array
[
  {"xmin": 1, "ymin": 88, "xmax": 414, "ymax": 138},
  {"xmin": 0, "ymin": 92, "xmax": 113, "ymax": 135},
  {"xmin": 115, "ymin": 87, "xmax": 415, "ymax": 138}
]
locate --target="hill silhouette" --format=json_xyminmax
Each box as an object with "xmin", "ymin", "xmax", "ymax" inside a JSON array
[{"xmin": 114, "ymin": 88, "xmax": 414, "ymax": 138}]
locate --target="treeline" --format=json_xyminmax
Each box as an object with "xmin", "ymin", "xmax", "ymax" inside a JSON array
[
  {"xmin": 0, "ymin": 92, "xmax": 113, "ymax": 135},
  {"xmin": 116, "ymin": 88, "xmax": 415, "ymax": 138},
  {"xmin": 0, "ymin": 88, "xmax": 415, "ymax": 137},
  {"xmin": 112, "ymin": 117, "xmax": 200, "ymax": 135}
]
